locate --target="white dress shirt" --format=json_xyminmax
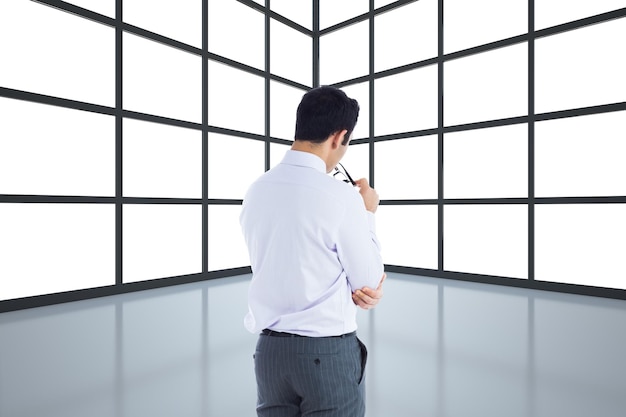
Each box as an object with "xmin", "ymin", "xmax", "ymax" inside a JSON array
[{"xmin": 240, "ymin": 150, "xmax": 384, "ymax": 337}]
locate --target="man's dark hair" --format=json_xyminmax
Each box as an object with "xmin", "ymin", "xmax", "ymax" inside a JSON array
[{"xmin": 294, "ymin": 86, "xmax": 360, "ymax": 145}]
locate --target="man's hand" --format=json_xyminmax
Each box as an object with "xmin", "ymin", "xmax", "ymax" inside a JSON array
[
  {"xmin": 355, "ymin": 178, "xmax": 379, "ymax": 213},
  {"xmin": 352, "ymin": 273, "xmax": 386, "ymax": 310}
]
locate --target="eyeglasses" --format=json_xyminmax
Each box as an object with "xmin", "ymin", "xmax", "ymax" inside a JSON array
[{"xmin": 333, "ymin": 162, "xmax": 356, "ymax": 186}]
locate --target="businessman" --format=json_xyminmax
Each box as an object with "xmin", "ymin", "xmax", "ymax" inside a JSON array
[{"xmin": 240, "ymin": 86, "xmax": 385, "ymax": 417}]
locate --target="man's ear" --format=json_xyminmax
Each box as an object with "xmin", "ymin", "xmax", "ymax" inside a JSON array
[{"xmin": 330, "ymin": 129, "xmax": 347, "ymax": 149}]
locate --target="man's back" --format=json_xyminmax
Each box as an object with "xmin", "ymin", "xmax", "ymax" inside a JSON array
[{"xmin": 240, "ymin": 150, "xmax": 383, "ymax": 337}]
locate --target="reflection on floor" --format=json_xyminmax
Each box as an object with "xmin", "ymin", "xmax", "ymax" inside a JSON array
[{"xmin": 1, "ymin": 273, "xmax": 626, "ymax": 417}]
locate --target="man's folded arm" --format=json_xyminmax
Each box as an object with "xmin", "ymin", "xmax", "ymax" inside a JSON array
[{"xmin": 336, "ymin": 198, "xmax": 385, "ymax": 292}]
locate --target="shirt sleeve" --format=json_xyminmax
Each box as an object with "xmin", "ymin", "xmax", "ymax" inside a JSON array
[{"xmin": 335, "ymin": 190, "xmax": 384, "ymax": 292}]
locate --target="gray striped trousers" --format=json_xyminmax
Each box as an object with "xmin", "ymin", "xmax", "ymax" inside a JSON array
[{"xmin": 253, "ymin": 331, "xmax": 368, "ymax": 417}]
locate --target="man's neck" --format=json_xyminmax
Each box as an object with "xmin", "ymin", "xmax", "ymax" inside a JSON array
[{"xmin": 291, "ymin": 140, "xmax": 332, "ymax": 172}]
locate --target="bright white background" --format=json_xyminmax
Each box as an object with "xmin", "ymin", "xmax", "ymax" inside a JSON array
[{"xmin": 1, "ymin": 0, "xmax": 625, "ymax": 299}]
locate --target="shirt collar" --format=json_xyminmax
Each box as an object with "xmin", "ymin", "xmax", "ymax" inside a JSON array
[{"xmin": 281, "ymin": 150, "xmax": 327, "ymax": 174}]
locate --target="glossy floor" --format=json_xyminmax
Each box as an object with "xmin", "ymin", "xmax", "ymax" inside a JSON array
[{"xmin": 1, "ymin": 273, "xmax": 625, "ymax": 417}]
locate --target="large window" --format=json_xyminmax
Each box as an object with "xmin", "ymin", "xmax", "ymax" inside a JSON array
[
  {"xmin": 319, "ymin": 0, "xmax": 626, "ymax": 297},
  {"xmin": 0, "ymin": 0, "xmax": 307, "ymax": 309},
  {"xmin": 2, "ymin": 0, "xmax": 625, "ymax": 310}
]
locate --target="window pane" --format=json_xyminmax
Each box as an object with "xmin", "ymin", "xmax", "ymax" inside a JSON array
[
  {"xmin": 208, "ymin": 205, "xmax": 250, "ymax": 271},
  {"xmin": 123, "ymin": 204, "xmax": 201, "ymax": 283},
  {"xmin": 376, "ymin": 205, "xmax": 438, "ymax": 269},
  {"xmin": 341, "ymin": 82, "xmax": 370, "ymax": 140},
  {"xmin": 124, "ymin": 0, "xmax": 201, "ymax": 47},
  {"xmin": 536, "ymin": 204, "xmax": 626, "ymax": 289},
  {"xmin": 444, "ymin": 0, "xmax": 527, "ymax": 53},
  {"xmin": 271, "ymin": 0, "xmax": 313, "ymax": 30},
  {"xmin": 123, "ymin": 32, "xmax": 201, "ymax": 122},
  {"xmin": 445, "ymin": 43, "xmax": 527, "ymax": 126},
  {"xmin": 375, "ymin": 0, "xmax": 438, "ymax": 72},
  {"xmin": 444, "ymin": 204, "xmax": 528, "ymax": 278},
  {"xmin": 0, "ymin": 1, "xmax": 114, "ymax": 106},
  {"xmin": 445, "ymin": 124, "xmax": 528, "ymax": 199},
  {"xmin": 320, "ymin": 21, "xmax": 369, "ymax": 85},
  {"xmin": 208, "ymin": 60, "xmax": 265, "ymax": 135},
  {"xmin": 270, "ymin": 142, "xmax": 290, "ymax": 168},
  {"xmin": 375, "ymin": 66, "xmax": 438, "ymax": 135},
  {"xmin": 375, "ymin": 136, "xmax": 438, "ymax": 200},
  {"xmin": 320, "ymin": 0, "xmax": 368, "ymax": 30},
  {"xmin": 0, "ymin": 98, "xmax": 114, "ymax": 197},
  {"xmin": 375, "ymin": 0, "xmax": 397, "ymax": 8},
  {"xmin": 208, "ymin": 0, "xmax": 265, "ymax": 69},
  {"xmin": 208, "ymin": 134, "xmax": 265, "ymax": 199},
  {"xmin": 536, "ymin": 111, "xmax": 626, "ymax": 197},
  {"xmin": 536, "ymin": 0, "xmax": 626, "ymax": 30},
  {"xmin": 270, "ymin": 81, "xmax": 306, "ymax": 140},
  {"xmin": 0, "ymin": 203, "xmax": 115, "ymax": 300},
  {"xmin": 270, "ymin": 18, "xmax": 312, "ymax": 86},
  {"xmin": 64, "ymin": 0, "xmax": 114, "ymax": 18},
  {"xmin": 535, "ymin": 18, "xmax": 626, "ymax": 114},
  {"xmin": 123, "ymin": 119, "xmax": 201, "ymax": 199}
]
